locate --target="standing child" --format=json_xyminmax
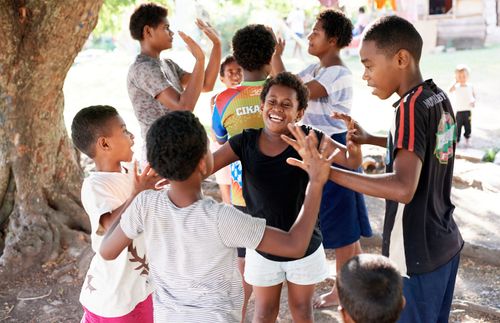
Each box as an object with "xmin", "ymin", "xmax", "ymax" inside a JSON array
[
  {"xmin": 71, "ymin": 105, "xmax": 163, "ymax": 322},
  {"xmin": 449, "ymin": 64, "xmax": 476, "ymax": 147},
  {"xmin": 210, "ymin": 55, "xmax": 243, "ymax": 204},
  {"xmin": 213, "ymin": 72, "xmax": 362, "ymax": 322},
  {"xmin": 100, "ymin": 110, "xmax": 333, "ymax": 323},
  {"xmin": 211, "ymin": 24, "xmax": 276, "ymax": 320},
  {"xmin": 337, "ymin": 254, "xmax": 405, "ymax": 323},
  {"xmin": 127, "ymin": 3, "xmax": 221, "ymax": 158},
  {"xmin": 311, "ymin": 15, "xmax": 463, "ymax": 322},
  {"xmin": 272, "ymin": 9, "xmax": 372, "ymax": 308}
]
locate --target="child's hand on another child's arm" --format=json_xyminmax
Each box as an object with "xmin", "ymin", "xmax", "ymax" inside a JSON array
[{"xmin": 332, "ymin": 112, "xmax": 387, "ymax": 148}]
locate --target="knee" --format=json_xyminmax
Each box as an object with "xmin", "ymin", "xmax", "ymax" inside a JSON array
[
  {"xmin": 289, "ymin": 301, "xmax": 313, "ymax": 321},
  {"xmin": 253, "ymin": 304, "xmax": 280, "ymax": 323}
]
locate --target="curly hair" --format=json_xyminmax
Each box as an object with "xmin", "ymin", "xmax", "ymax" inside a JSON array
[
  {"xmin": 71, "ymin": 105, "xmax": 118, "ymax": 158},
  {"xmin": 129, "ymin": 3, "xmax": 168, "ymax": 41},
  {"xmin": 219, "ymin": 55, "xmax": 237, "ymax": 77},
  {"xmin": 337, "ymin": 254, "xmax": 404, "ymax": 323},
  {"xmin": 363, "ymin": 15, "xmax": 423, "ymax": 62},
  {"xmin": 146, "ymin": 111, "xmax": 207, "ymax": 181},
  {"xmin": 232, "ymin": 24, "xmax": 276, "ymax": 71},
  {"xmin": 260, "ymin": 72, "xmax": 309, "ymax": 111},
  {"xmin": 317, "ymin": 9, "xmax": 353, "ymax": 49}
]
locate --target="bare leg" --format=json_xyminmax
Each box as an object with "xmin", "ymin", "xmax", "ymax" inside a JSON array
[
  {"xmin": 252, "ymin": 284, "xmax": 282, "ymax": 323},
  {"xmin": 313, "ymin": 240, "xmax": 362, "ymax": 308},
  {"xmin": 238, "ymin": 257, "xmax": 253, "ymax": 323},
  {"xmin": 287, "ymin": 281, "xmax": 315, "ymax": 323},
  {"xmin": 219, "ymin": 184, "xmax": 231, "ymax": 204}
]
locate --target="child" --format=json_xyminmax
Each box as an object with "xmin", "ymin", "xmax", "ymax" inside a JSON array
[
  {"xmin": 213, "ymin": 72, "xmax": 362, "ymax": 322},
  {"xmin": 272, "ymin": 9, "xmax": 372, "ymax": 308},
  {"xmin": 210, "ymin": 55, "xmax": 243, "ymax": 204},
  {"xmin": 127, "ymin": 3, "xmax": 221, "ymax": 151},
  {"xmin": 99, "ymin": 110, "xmax": 333, "ymax": 323},
  {"xmin": 337, "ymin": 254, "xmax": 405, "ymax": 323},
  {"xmin": 302, "ymin": 15, "xmax": 463, "ymax": 322},
  {"xmin": 71, "ymin": 105, "xmax": 162, "ymax": 322},
  {"xmin": 449, "ymin": 64, "xmax": 476, "ymax": 147},
  {"xmin": 211, "ymin": 24, "xmax": 276, "ymax": 319}
]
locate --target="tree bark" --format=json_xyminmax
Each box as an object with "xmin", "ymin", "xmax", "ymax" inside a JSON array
[{"xmin": 0, "ymin": 0, "xmax": 104, "ymax": 274}]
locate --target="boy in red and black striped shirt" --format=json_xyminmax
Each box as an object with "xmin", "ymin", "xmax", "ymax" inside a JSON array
[{"xmin": 292, "ymin": 15, "xmax": 463, "ymax": 322}]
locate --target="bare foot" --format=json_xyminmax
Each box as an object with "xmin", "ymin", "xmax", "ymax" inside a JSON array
[{"xmin": 313, "ymin": 289, "xmax": 339, "ymax": 309}]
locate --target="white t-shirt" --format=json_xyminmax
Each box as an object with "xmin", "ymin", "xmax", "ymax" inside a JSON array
[
  {"xmin": 120, "ymin": 190, "xmax": 267, "ymax": 323},
  {"xmin": 80, "ymin": 171, "xmax": 154, "ymax": 317},
  {"xmin": 450, "ymin": 83, "xmax": 475, "ymax": 112},
  {"xmin": 298, "ymin": 64, "xmax": 353, "ymax": 135}
]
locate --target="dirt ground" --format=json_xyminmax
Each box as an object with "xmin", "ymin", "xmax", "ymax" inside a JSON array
[{"xmin": 1, "ymin": 239, "xmax": 498, "ymax": 323}]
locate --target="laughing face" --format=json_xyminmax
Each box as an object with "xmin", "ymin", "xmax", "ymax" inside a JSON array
[
  {"xmin": 359, "ymin": 40, "xmax": 400, "ymax": 100},
  {"xmin": 261, "ymin": 84, "xmax": 304, "ymax": 135}
]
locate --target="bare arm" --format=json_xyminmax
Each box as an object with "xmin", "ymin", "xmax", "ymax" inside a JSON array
[
  {"xmin": 212, "ymin": 142, "xmax": 239, "ymax": 174},
  {"xmin": 328, "ymin": 149, "xmax": 422, "ymax": 204},
  {"xmin": 196, "ymin": 19, "xmax": 221, "ymax": 92},
  {"xmin": 332, "ymin": 112, "xmax": 387, "ymax": 148},
  {"xmin": 156, "ymin": 32, "xmax": 205, "ymax": 111}
]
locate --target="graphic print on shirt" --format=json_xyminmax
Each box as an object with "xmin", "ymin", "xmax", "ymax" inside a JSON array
[{"xmin": 434, "ymin": 112, "xmax": 456, "ymax": 164}]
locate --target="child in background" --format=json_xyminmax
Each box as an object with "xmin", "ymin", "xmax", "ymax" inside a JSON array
[
  {"xmin": 213, "ymin": 72, "xmax": 362, "ymax": 322},
  {"xmin": 449, "ymin": 64, "xmax": 476, "ymax": 147},
  {"xmin": 100, "ymin": 110, "xmax": 333, "ymax": 323},
  {"xmin": 337, "ymin": 254, "xmax": 405, "ymax": 323},
  {"xmin": 127, "ymin": 3, "xmax": 221, "ymax": 160},
  {"xmin": 71, "ymin": 105, "xmax": 163, "ymax": 323},
  {"xmin": 271, "ymin": 9, "xmax": 372, "ymax": 308},
  {"xmin": 210, "ymin": 55, "xmax": 243, "ymax": 204}
]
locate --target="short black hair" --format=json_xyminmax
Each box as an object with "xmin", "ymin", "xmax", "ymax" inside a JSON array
[
  {"xmin": 129, "ymin": 3, "xmax": 168, "ymax": 41},
  {"xmin": 338, "ymin": 254, "xmax": 404, "ymax": 323},
  {"xmin": 146, "ymin": 111, "xmax": 207, "ymax": 181},
  {"xmin": 232, "ymin": 24, "xmax": 276, "ymax": 72},
  {"xmin": 359, "ymin": 6, "xmax": 366, "ymax": 14},
  {"xmin": 220, "ymin": 55, "xmax": 237, "ymax": 77},
  {"xmin": 71, "ymin": 105, "xmax": 119, "ymax": 158},
  {"xmin": 363, "ymin": 15, "xmax": 423, "ymax": 62},
  {"xmin": 317, "ymin": 9, "xmax": 353, "ymax": 49},
  {"xmin": 260, "ymin": 72, "xmax": 309, "ymax": 111}
]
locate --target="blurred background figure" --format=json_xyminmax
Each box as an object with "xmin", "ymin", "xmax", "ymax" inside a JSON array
[{"xmin": 286, "ymin": 6, "xmax": 306, "ymax": 59}]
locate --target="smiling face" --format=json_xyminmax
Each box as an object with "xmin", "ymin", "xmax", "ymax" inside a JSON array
[
  {"xmin": 104, "ymin": 116, "xmax": 135, "ymax": 162},
  {"xmin": 359, "ymin": 40, "xmax": 400, "ymax": 100},
  {"xmin": 307, "ymin": 20, "xmax": 335, "ymax": 58},
  {"xmin": 220, "ymin": 61, "xmax": 243, "ymax": 88},
  {"xmin": 261, "ymin": 84, "xmax": 304, "ymax": 135}
]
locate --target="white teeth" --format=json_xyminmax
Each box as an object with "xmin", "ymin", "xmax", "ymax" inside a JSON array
[{"xmin": 269, "ymin": 114, "xmax": 283, "ymax": 122}]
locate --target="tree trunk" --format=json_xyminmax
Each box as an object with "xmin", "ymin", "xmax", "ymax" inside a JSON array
[{"xmin": 0, "ymin": 0, "xmax": 104, "ymax": 274}]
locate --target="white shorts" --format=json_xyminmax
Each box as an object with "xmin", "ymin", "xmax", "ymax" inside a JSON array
[{"xmin": 244, "ymin": 244, "xmax": 329, "ymax": 287}]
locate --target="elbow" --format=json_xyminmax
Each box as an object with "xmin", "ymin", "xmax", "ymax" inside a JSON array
[
  {"xmin": 396, "ymin": 188, "xmax": 416, "ymax": 204},
  {"xmin": 99, "ymin": 246, "xmax": 117, "ymax": 261},
  {"xmin": 287, "ymin": 240, "xmax": 308, "ymax": 258},
  {"xmin": 202, "ymin": 84, "xmax": 215, "ymax": 92}
]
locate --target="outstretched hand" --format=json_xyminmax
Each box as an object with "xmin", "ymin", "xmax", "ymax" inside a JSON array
[
  {"xmin": 281, "ymin": 124, "xmax": 334, "ymax": 185},
  {"xmin": 195, "ymin": 19, "xmax": 221, "ymax": 45},
  {"xmin": 332, "ymin": 112, "xmax": 370, "ymax": 147}
]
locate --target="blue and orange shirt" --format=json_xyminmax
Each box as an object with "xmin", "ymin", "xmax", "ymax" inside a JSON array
[{"xmin": 212, "ymin": 80, "xmax": 266, "ymax": 207}]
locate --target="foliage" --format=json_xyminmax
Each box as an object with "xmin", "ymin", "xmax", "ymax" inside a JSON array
[{"xmin": 482, "ymin": 148, "xmax": 499, "ymax": 162}]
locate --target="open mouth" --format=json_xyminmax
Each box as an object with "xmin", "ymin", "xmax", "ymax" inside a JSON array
[{"xmin": 269, "ymin": 114, "xmax": 284, "ymax": 123}]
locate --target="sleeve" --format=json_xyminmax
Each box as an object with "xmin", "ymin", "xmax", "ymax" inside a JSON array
[
  {"xmin": 216, "ymin": 204, "xmax": 266, "ymax": 249},
  {"xmin": 81, "ymin": 179, "xmax": 124, "ymax": 235},
  {"xmin": 228, "ymin": 132, "xmax": 244, "ymax": 159},
  {"xmin": 120, "ymin": 193, "xmax": 145, "ymax": 240},
  {"xmin": 132, "ymin": 61, "xmax": 173, "ymax": 98},
  {"xmin": 393, "ymin": 88, "xmax": 427, "ymax": 162},
  {"xmin": 316, "ymin": 67, "xmax": 353, "ymax": 108},
  {"xmin": 212, "ymin": 96, "xmax": 228, "ymax": 143},
  {"xmin": 169, "ymin": 59, "xmax": 188, "ymax": 79},
  {"xmin": 297, "ymin": 65, "xmax": 314, "ymax": 83}
]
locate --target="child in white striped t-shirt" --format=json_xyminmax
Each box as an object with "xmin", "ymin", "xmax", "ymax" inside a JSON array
[{"xmin": 99, "ymin": 111, "xmax": 332, "ymax": 323}]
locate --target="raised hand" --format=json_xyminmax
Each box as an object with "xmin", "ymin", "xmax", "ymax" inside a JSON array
[
  {"xmin": 195, "ymin": 19, "xmax": 221, "ymax": 45},
  {"xmin": 281, "ymin": 124, "xmax": 334, "ymax": 185},
  {"xmin": 178, "ymin": 31, "xmax": 205, "ymax": 61},
  {"xmin": 332, "ymin": 112, "xmax": 370, "ymax": 145},
  {"xmin": 132, "ymin": 161, "xmax": 165, "ymax": 195}
]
